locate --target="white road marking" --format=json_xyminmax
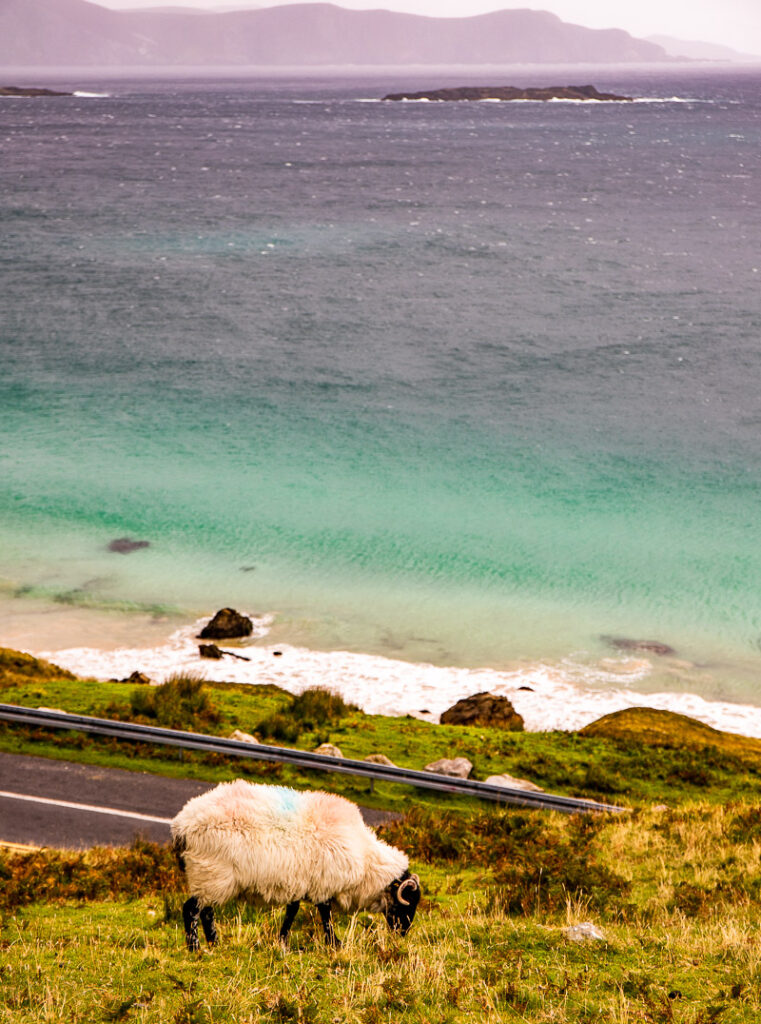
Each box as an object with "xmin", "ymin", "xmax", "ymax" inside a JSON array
[
  {"xmin": 0, "ymin": 839, "xmax": 41, "ymax": 852},
  {"xmin": 0, "ymin": 790, "xmax": 173, "ymax": 824}
]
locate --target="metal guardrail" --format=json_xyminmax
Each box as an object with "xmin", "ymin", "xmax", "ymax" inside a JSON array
[{"xmin": 0, "ymin": 703, "xmax": 626, "ymax": 815}]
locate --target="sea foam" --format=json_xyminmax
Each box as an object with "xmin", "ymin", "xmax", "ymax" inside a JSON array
[{"xmin": 34, "ymin": 615, "xmax": 761, "ymax": 740}]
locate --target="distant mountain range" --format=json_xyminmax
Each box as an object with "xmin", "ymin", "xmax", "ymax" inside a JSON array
[
  {"xmin": 647, "ymin": 34, "xmax": 761, "ymax": 64},
  {"xmin": 0, "ymin": 0, "xmax": 669, "ymax": 67}
]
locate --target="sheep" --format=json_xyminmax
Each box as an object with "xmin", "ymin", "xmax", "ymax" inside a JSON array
[{"xmin": 171, "ymin": 780, "xmax": 421, "ymax": 950}]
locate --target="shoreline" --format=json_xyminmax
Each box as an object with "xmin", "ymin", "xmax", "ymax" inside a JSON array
[{"xmin": 6, "ymin": 603, "xmax": 761, "ymax": 740}]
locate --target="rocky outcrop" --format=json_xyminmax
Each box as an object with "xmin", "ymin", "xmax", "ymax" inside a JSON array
[
  {"xmin": 198, "ymin": 644, "xmax": 224, "ymax": 660},
  {"xmin": 484, "ymin": 773, "xmax": 543, "ymax": 792},
  {"xmin": 229, "ymin": 729, "xmax": 258, "ymax": 744},
  {"xmin": 440, "ymin": 692, "xmax": 524, "ymax": 731},
  {"xmin": 108, "ymin": 537, "xmax": 150, "ymax": 554},
  {"xmin": 578, "ymin": 707, "xmax": 761, "ymax": 777},
  {"xmin": 579, "ymin": 707, "xmax": 755, "ymax": 753},
  {"xmin": 364, "ymin": 753, "xmax": 397, "ymax": 767},
  {"xmin": 313, "ymin": 743, "xmax": 343, "ymax": 758},
  {"xmin": 198, "ymin": 642, "xmax": 250, "ymax": 661},
  {"xmin": 198, "ymin": 608, "xmax": 253, "ymax": 640},
  {"xmin": 424, "ymin": 757, "xmax": 473, "ymax": 778},
  {"xmin": 120, "ymin": 670, "xmax": 152, "ymax": 685},
  {"xmin": 564, "ymin": 922, "xmax": 606, "ymax": 942},
  {"xmin": 0, "ymin": 85, "xmax": 71, "ymax": 96},
  {"xmin": 383, "ymin": 84, "xmax": 633, "ymax": 102}
]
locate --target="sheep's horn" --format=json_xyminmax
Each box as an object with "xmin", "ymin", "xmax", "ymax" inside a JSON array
[{"xmin": 396, "ymin": 874, "xmax": 420, "ymax": 906}]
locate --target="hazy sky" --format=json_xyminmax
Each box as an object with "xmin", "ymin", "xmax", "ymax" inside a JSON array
[{"xmin": 99, "ymin": 0, "xmax": 761, "ymax": 55}]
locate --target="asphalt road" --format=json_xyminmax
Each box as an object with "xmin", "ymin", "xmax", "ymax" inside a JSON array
[{"xmin": 0, "ymin": 752, "xmax": 395, "ymax": 849}]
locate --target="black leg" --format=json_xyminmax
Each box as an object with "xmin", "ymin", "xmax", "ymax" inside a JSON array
[
  {"xmin": 279, "ymin": 900, "xmax": 301, "ymax": 943},
  {"xmin": 316, "ymin": 901, "xmax": 340, "ymax": 948},
  {"xmin": 200, "ymin": 905, "xmax": 217, "ymax": 947},
  {"xmin": 182, "ymin": 896, "xmax": 201, "ymax": 952}
]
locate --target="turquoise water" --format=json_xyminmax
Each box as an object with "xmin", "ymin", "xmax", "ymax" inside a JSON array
[{"xmin": 2, "ymin": 68, "xmax": 761, "ymax": 698}]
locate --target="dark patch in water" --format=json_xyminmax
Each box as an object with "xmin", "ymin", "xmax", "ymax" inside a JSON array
[
  {"xmin": 108, "ymin": 538, "xmax": 150, "ymax": 554},
  {"xmin": 601, "ymin": 636, "xmax": 676, "ymax": 657}
]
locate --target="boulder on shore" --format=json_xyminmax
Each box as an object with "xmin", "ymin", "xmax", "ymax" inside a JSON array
[
  {"xmin": 229, "ymin": 729, "xmax": 258, "ymax": 744},
  {"xmin": 119, "ymin": 670, "xmax": 152, "ymax": 685},
  {"xmin": 198, "ymin": 608, "xmax": 253, "ymax": 640},
  {"xmin": 313, "ymin": 743, "xmax": 343, "ymax": 759},
  {"xmin": 198, "ymin": 643, "xmax": 224, "ymax": 660},
  {"xmin": 440, "ymin": 692, "xmax": 524, "ymax": 731},
  {"xmin": 484, "ymin": 773, "xmax": 543, "ymax": 792},
  {"xmin": 578, "ymin": 707, "xmax": 761, "ymax": 769},
  {"xmin": 364, "ymin": 753, "xmax": 397, "ymax": 767},
  {"xmin": 424, "ymin": 756, "xmax": 473, "ymax": 778}
]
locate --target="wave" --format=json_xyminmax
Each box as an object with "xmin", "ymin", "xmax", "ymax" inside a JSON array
[
  {"xmin": 73, "ymin": 91, "xmax": 111, "ymax": 98},
  {"xmin": 350, "ymin": 96, "xmax": 708, "ymax": 105},
  {"xmin": 632, "ymin": 96, "xmax": 706, "ymax": 103},
  {"xmin": 34, "ymin": 615, "xmax": 761, "ymax": 740}
]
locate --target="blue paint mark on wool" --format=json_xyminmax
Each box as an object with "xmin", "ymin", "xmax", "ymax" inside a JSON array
[{"xmin": 270, "ymin": 786, "xmax": 302, "ymax": 817}]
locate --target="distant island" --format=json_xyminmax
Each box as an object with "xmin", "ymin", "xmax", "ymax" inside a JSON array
[
  {"xmin": 0, "ymin": 86, "xmax": 71, "ymax": 97},
  {"xmin": 382, "ymin": 85, "xmax": 634, "ymax": 102}
]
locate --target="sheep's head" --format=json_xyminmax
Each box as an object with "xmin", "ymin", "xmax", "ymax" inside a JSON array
[{"xmin": 382, "ymin": 871, "xmax": 421, "ymax": 935}]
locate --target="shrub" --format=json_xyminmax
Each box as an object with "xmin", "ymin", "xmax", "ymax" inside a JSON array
[
  {"xmin": 669, "ymin": 875, "xmax": 761, "ymax": 917},
  {"xmin": 257, "ymin": 713, "xmax": 301, "ymax": 744},
  {"xmin": 727, "ymin": 805, "xmax": 761, "ymax": 842},
  {"xmin": 129, "ymin": 674, "xmax": 220, "ymax": 731},
  {"xmin": 380, "ymin": 806, "xmax": 629, "ymax": 915},
  {"xmin": 256, "ymin": 687, "xmax": 355, "ymax": 744},
  {"xmin": 289, "ymin": 687, "xmax": 354, "ymax": 727},
  {"xmin": 0, "ymin": 838, "xmax": 182, "ymax": 910}
]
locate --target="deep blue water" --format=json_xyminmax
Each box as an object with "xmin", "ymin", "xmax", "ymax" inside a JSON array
[{"xmin": 1, "ymin": 66, "xmax": 760, "ymax": 690}]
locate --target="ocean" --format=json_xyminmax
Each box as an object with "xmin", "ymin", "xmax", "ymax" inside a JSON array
[{"xmin": 2, "ymin": 65, "xmax": 760, "ymax": 733}]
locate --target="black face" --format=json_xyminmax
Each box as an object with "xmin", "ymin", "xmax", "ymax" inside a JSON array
[{"xmin": 384, "ymin": 872, "xmax": 421, "ymax": 935}]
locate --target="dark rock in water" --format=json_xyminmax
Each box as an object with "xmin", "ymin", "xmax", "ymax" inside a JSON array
[
  {"xmin": 517, "ymin": 686, "xmax": 534, "ymax": 692},
  {"xmin": 440, "ymin": 691, "xmax": 524, "ymax": 731},
  {"xmin": 199, "ymin": 642, "xmax": 251, "ymax": 661},
  {"xmin": 108, "ymin": 537, "xmax": 150, "ymax": 554},
  {"xmin": 199, "ymin": 643, "xmax": 224, "ymax": 660},
  {"xmin": 0, "ymin": 85, "xmax": 72, "ymax": 97},
  {"xmin": 239, "ymin": 565, "xmax": 256, "ymax": 572},
  {"xmin": 198, "ymin": 607, "xmax": 253, "ymax": 640},
  {"xmin": 602, "ymin": 636, "xmax": 676, "ymax": 657},
  {"xmin": 383, "ymin": 84, "xmax": 633, "ymax": 103}
]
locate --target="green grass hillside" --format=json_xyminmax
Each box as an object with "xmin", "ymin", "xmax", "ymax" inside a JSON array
[
  {"xmin": 2, "ymin": 649, "xmax": 761, "ymax": 1021},
  {"xmin": 2, "ymin": 802, "xmax": 761, "ymax": 1022}
]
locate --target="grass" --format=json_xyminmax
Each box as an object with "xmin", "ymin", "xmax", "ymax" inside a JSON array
[
  {"xmin": 2, "ymin": 804, "xmax": 761, "ymax": 1022},
  {"xmin": 2, "ymin": 648, "xmax": 761, "ymax": 1020}
]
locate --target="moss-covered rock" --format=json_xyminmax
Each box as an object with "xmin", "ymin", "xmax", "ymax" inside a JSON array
[{"xmin": 579, "ymin": 707, "xmax": 761, "ymax": 767}]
